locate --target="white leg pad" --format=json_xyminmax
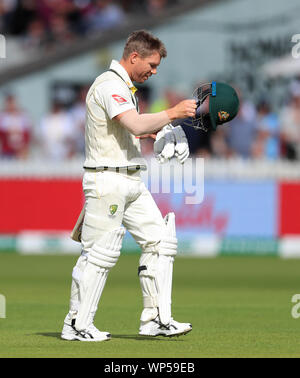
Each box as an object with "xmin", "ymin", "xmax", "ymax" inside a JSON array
[
  {"xmin": 75, "ymin": 264, "xmax": 109, "ymax": 331},
  {"xmin": 138, "ymin": 213, "xmax": 177, "ymax": 325},
  {"xmin": 88, "ymin": 227, "xmax": 125, "ymax": 269},
  {"xmin": 68, "ymin": 254, "xmax": 88, "ymax": 316},
  {"xmin": 74, "ymin": 227, "xmax": 125, "ymax": 331},
  {"xmin": 156, "ymin": 212, "xmax": 177, "ymax": 325},
  {"xmin": 138, "ymin": 250, "xmax": 159, "ymax": 322}
]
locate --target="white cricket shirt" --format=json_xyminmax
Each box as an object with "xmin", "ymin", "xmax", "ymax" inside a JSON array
[{"xmin": 83, "ymin": 60, "xmax": 147, "ymax": 169}]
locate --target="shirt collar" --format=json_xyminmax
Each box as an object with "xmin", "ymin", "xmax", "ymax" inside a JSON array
[{"xmin": 110, "ymin": 60, "xmax": 137, "ymax": 95}]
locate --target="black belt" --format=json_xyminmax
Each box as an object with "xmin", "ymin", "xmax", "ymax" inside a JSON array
[{"xmin": 83, "ymin": 165, "xmax": 146, "ymax": 172}]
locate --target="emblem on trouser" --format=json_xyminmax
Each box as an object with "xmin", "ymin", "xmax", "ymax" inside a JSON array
[{"xmin": 109, "ymin": 204, "xmax": 118, "ymax": 215}]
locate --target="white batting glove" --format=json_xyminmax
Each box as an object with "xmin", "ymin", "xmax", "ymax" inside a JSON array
[
  {"xmin": 173, "ymin": 125, "xmax": 189, "ymax": 164},
  {"xmin": 154, "ymin": 124, "xmax": 175, "ymax": 163},
  {"xmin": 153, "ymin": 124, "xmax": 189, "ymax": 164}
]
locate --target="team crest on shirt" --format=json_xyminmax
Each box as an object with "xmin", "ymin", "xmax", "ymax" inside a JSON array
[
  {"xmin": 109, "ymin": 204, "xmax": 118, "ymax": 215},
  {"xmin": 112, "ymin": 94, "xmax": 128, "ymax": 105}
]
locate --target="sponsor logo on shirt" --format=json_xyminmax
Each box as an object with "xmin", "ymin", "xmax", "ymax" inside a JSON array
[{"xmin": 112, "ymin": 94, "xmax": 128, "ymax": 105}]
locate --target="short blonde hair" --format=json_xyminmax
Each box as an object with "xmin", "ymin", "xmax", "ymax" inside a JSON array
[{"xmin": 123, "ymin": 30, "xmax": 167, "ymax": 59}]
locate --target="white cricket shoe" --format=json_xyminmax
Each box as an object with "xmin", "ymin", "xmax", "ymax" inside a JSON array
[
  {"xmin": 61, "ymin": 314, "xmax": 111, "ymax": 342},
  {"xmin": 139, "ymin": 316, "xmax": 192, "ymax": 337}
]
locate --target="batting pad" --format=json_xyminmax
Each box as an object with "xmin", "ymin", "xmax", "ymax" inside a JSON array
[
  {"xmin": 69, "ymin": 254, "xmax": 88, "ymax": 315},
  {"xmin": 74, "ymin": 227, "xmax": 125, "ymax": 331},
  {"xmin": 156, "ymin": 212, "xmax": 177, "ymax": 325},
  {"xmin": 138, "ymin": 251, "xmax": 159, "ymax": 322},
  {"xmin": 88, "ymin": 227, "xmax": 125, "ymax": 269},
  {"xmin": 138, "ymin": 213, "xmax": 177, "ymax": 325}
]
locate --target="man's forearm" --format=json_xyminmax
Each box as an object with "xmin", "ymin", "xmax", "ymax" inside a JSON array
[
  {"xmin": 118, "ymin": 110, "xmax": 171, "ymax": 136},
  {"xmin": 116, "ymin": 99, "xmax": 196, "ymax": 136}
]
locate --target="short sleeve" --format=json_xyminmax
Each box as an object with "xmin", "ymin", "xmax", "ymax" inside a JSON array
[{"xmin": 94, "ymin": 80, "xmax": 136, "ymax": 119}]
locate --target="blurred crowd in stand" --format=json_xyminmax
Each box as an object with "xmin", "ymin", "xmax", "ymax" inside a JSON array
[
  {"xmin": 2, "ymin": 1, "xmax": 298, "ymax": 162},
  {"xmin": 0, "ymin": 86, "xmax": 88, "ymax": 160},
  {"xmin": 0, "ymin": 0, "xmax": 175, "ymax": 50},
  {"xmin": 139, "ymin": 77, "xmax": 300, "ymax": 162},
  {"xmin": 1, "ymin": 77, "xmax": 300, "ymax": 162}
]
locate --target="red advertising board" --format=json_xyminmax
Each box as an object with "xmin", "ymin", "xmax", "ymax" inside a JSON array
[
  {"xmin": 279, "ymin": 182, "xmax": 300, "ymax": 236},
  {"xmin": 0, "ymin": 179, "xmax": 84, "ymax": 233},
  {"xmin": 1, "ymin": 178, "xmax": 300, "ymax": 237}
]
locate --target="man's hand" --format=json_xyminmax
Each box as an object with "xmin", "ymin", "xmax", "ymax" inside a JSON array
[
  {"xmin": 154, "ymin": 125, "xmax": 189, "ymax": 164},
  {"xmin": 166, "ymin": 99, "xmax": 197, "ymax": 121}
]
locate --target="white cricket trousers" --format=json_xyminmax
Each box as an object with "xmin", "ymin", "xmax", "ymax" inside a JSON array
[{"xmin": 81, "ymin": 170, "xmax": 166, "ymax": 253}]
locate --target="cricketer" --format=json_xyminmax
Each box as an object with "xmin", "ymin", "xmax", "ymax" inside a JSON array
[{"xmin": 61, "ymin": 29, "xmax": 239, "ymax": 341}]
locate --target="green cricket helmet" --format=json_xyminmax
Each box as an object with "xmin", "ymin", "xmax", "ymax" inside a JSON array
[
  {"xmin": 173, "ymin": 82, "xmax": 239, "ymax": 132},
  {"xmin": 208, "ymin": 82, "xmax": 240, "ymax": 131}
]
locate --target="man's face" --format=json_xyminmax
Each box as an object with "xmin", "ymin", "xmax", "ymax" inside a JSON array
[{"xmin": 131, "ymin": 51, "xmax": 161, "ymax": 83}]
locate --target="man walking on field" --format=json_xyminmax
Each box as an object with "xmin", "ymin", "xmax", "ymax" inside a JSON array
[{"xmin": 61, "ymin": 30, "xmax": 195, "ymax": 341}]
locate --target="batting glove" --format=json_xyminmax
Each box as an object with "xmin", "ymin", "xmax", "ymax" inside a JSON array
[
  {"xmin": 154, "ymin": 124, "xmax": 189, "ymax": 164},
  {"xmin": 173, "ymin": 125, "xmax": 190, "ymax": 164}
]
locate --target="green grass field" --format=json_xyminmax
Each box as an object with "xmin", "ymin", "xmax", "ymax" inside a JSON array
[{"xmin": 1, "ymin": 253, "xmax": 300, "ymax": 358}]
